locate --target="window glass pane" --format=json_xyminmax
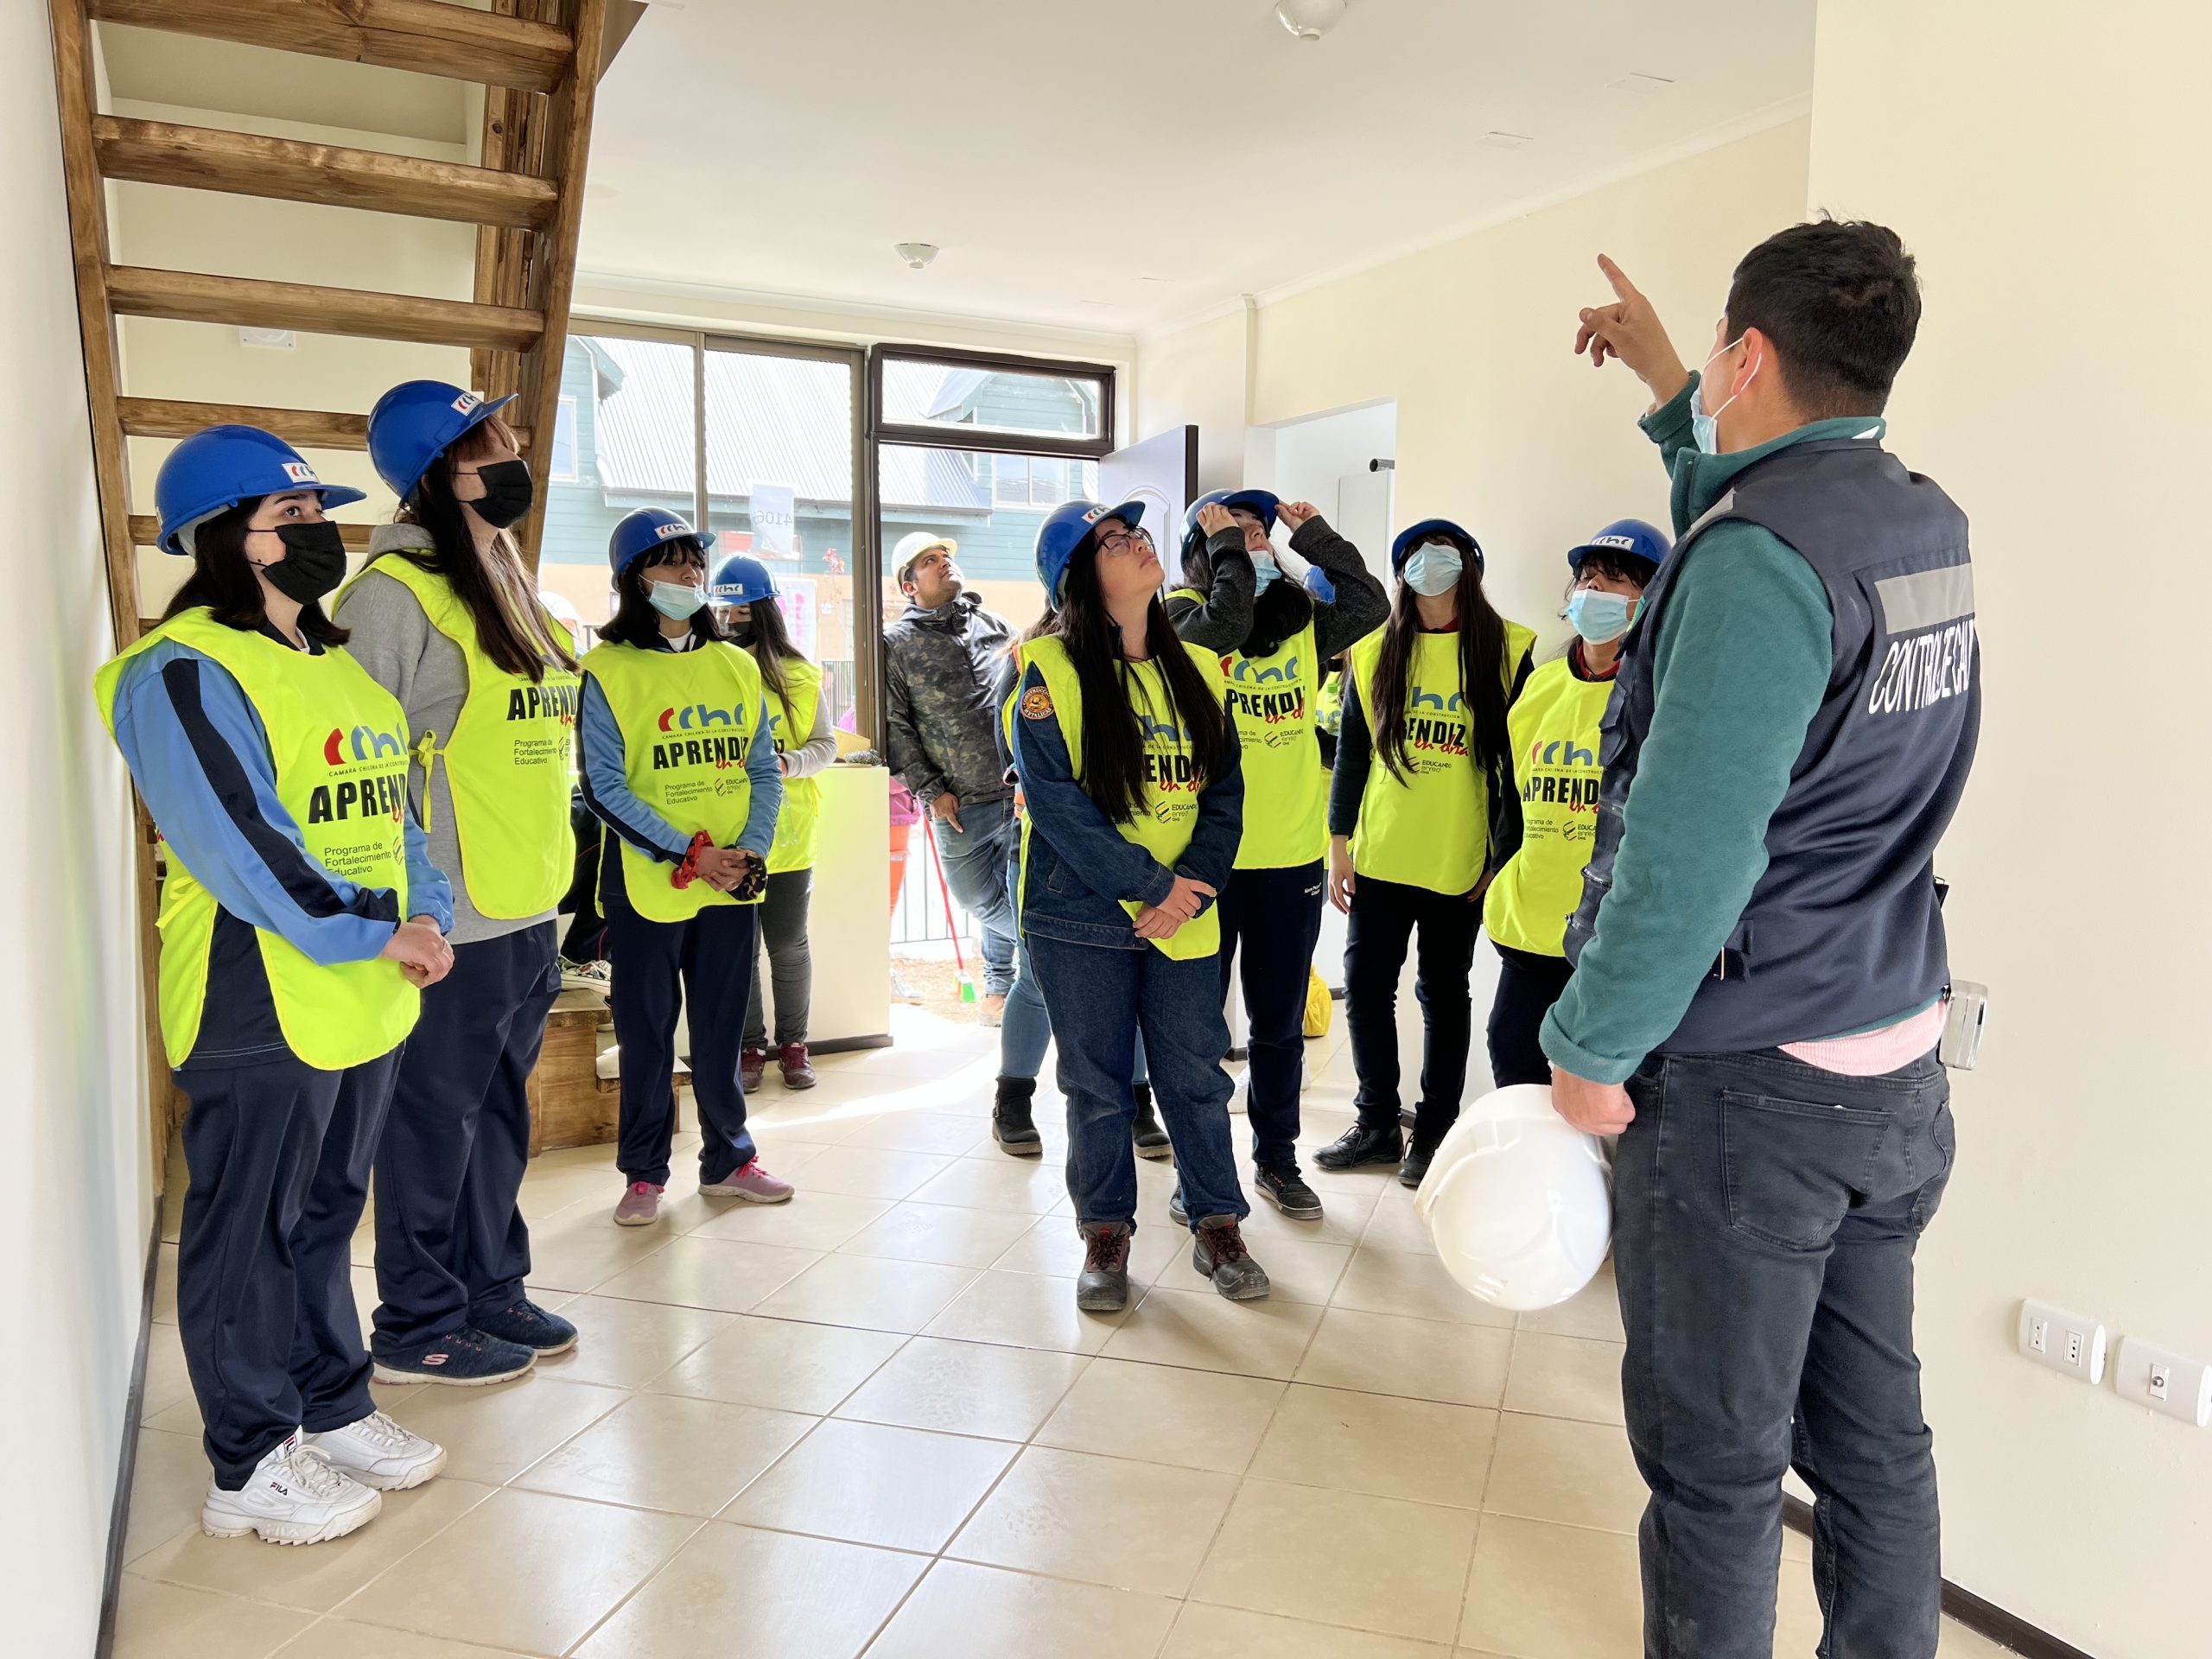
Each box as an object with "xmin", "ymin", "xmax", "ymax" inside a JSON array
[
  {"xmin": 989, "ymin": 454, "xmax": 1030, "ymax": 506},
  {"xmin": 550, "ymin": 397, "xmax": 578, "ymax": 483},
  {"xmin": 880, "ymin": 357, "xmax": 1103, "ymax": 442}
]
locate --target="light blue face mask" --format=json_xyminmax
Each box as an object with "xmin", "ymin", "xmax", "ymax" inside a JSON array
[
  {"xmin": 1690, "ymin": 334, "xmax": 1757, "ymax": 454},
  {"xmin": 1565, "ymin": 588, "xmax": 1637, "ymax": 644},
  {"xmin": 1250, "ymin": 553, "xmax": 1280, "ymax": 595},
  {"xmin": 648, "ymin": 581, "xmax": 707, "ymax": 620},
  {"xmin": 1402, "ymin": 543, "xmax": 1462, "ymax": 597}
]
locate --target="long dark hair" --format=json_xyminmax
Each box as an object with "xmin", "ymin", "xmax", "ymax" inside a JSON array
[
  {"xmin": 385, "ymin": 416, "xmax": 574, "ymax": 680},
  {"xmin": 1370, "ymin": 535, "xmax": 1512, "ymax": 790},
  {"xmin": 1180, "ymin": 534, "xmax": 1316, "ymax": 658},
  {"xmin": 736, "ymin": 593, "xmax": 802, "ymax": 699},
  {"xmin": 599, "ymin": 541, "xmax": 729, "ymax": 650},
  {"xmin": 1055, "ymin": 545, "xmax": 1230, "ymax": 824},
  {"xmin": 161, "ymin": 498, "xmax": 349, "ymax": 645}
]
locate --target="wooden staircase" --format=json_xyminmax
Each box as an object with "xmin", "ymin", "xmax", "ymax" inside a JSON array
[{"xmin": 46, "ymin": 0, "xmax": 636, "ymax": 1154}]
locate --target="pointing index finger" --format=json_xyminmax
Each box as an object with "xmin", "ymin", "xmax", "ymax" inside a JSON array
[{"xmin": 1597, "ymin": 253, "xmax": 1642, "ymax": 302}]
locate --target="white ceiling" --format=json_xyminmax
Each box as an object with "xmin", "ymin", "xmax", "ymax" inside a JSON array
[{"xmin": 581, "ymin": 0, "xmax": 1814, "ymax": 336}]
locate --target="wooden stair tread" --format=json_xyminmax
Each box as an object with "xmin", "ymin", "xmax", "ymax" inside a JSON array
[
  {"xmin": 118, "ymin": 396, "xmax": 528, "ymax": 452},
  {"xmin": 108, "ymin": 264, "xmax": 544, "ymax": 352}
]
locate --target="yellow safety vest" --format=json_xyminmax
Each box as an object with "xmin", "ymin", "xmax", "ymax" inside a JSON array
[
  {"xmin": 1016, "ymin": 635, "xmax": 1229, "ymax": 961},
  {"xmin": 580, "ymin": 638, "xmax": 765, "ymax": 921},
  {"xmin": 344, "ymin": 557, "xmax": 579, "ymax": 918},
  {"xmin": 1344, "ymin": 619, "xmax": 1536, "ymax": 896},
  {"xmin": 1219, "ymin": 621, "xmax": 1326, "ymax": 869},
  {"xmin": 94, "ymin": 609, "xmax": 419, "ymax": 1071},
  {"xmin": 1484, "ymin": 656, "xmax": 1614, "ymax": 955},
  {"xmin": 762, "ymin": 654, "xmax": 823, "ymax": 875}
]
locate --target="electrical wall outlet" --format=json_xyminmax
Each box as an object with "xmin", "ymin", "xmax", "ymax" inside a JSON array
[
  {"xmin": 2017, "ymin": 1300, "xmax": 2107, "ymax": 1384},
  {"xmin": 2114, "ymin": 1338, "xmax": 2212, "ymax": 1427}
]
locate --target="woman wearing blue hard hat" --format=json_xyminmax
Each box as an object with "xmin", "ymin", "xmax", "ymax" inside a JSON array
[
  {"xmin": 95, "ymin": 424, "xmax": 454, "ymax": 1544},
  {"xmin": 1013, "ymin": 499, "xmax": 1268, "ymax": 1313},
  {"xmin": 1483, "ymin": 518, "xmax": 1667, "ymax": 1088},
  {"xmin": 335, "ymin": 380, "xmax": 582, "ymax": 1385},
  {"xmin": 579, "ymin": 508, "xmax": 791, "ymax": 1226},
  {"xmin": 1166, "ymin": 487, "xmax": 1389, "ymax": 1222},
  {"xmin": 707, "ymin": 554, "xmax": 836, "ymax": 1092},
  {"xmin": 1320, "ymin": 518, "xmax": 1536, "ymax": 1186}
]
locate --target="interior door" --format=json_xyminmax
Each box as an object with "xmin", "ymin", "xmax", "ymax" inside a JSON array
[{"xmin": 1099, "ymin": 425, "xmax": 1198, "ymax": 575}]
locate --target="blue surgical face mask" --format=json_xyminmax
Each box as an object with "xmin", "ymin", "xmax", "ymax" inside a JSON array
[
  {"xmin": 648, "ymin": 581, "xmax": 706, "ymax": 620},
  {"xmin": 1250, "ymin": 553, "xmax": 1280, "ymax": 595},
  {"xmin": 1564, "ymin": 588, "xmax": 1637, "ymax": 644},
  {"xmin": 1402, "ymin": 543, "xmax": 1462, "ymax": 597},
  {"xmin": 1690, "ymin": 334, "xmax": 1758, "ymax": 454}
]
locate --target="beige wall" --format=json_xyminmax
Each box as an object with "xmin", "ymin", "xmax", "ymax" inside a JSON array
[
  {"xmin": 3, "ymin": 14, "xmax": 156, "ymax": 1648},
  {"xmin": 1809, "ymin": 3, "xmax": 2211, "ymax": 1651}
]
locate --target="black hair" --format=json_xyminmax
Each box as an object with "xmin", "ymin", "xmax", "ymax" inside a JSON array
[
  {"xmin": 1567, "ymin": 549, "xmax": 1659, "ymax": 591},
  {"xmin": 386, "ymin": 416, "xmax": 574, "ymax": 680},
  {"xmin": 1177, "ymin": 532, "xmax": 1316, "ymax": 659},
  {"xmin": 599, "ymin": 537, "xmax": 729, "ymax": 649},
  {"xmin": 1369, "ymin": 530, "xmax": 1511, "ymax": 791},
  {"xmin": 1724, "ymin": 217, "xmax": 1922, "ymax": 418},
  {"xmin": 1052, "ymin": 536, "xmax": 1230, "ymax": 825},
  {"xmin": 733, "ymin": 591, "xmax": 801, "ymax": 699},
  {"xmin": 161, "ymin": 497, "xmax": 349, "ymax": 644}
]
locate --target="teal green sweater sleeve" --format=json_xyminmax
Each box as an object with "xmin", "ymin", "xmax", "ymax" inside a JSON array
[{"xmin": 1538, "ymin": 520, "xmax": 1834, "ymax": 1084}]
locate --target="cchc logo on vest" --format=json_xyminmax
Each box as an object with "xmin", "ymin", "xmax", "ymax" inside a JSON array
[
  {"xmin": 309, "ymin": 724, "xmax": 408, "ymax": 824},
  {"xmin": 1225, "ymin": 655, "xmax": 1306, "ymax": 731},
  {"xmin": 1521, "ymin": 736, "xmax": 1600, "ymax": 812},
  {"xmin": 1404, "ymin": 684, "xmax": 1469, "ymax": 763},
  {"xmin": 652, "ymin": 702, "xmax": 749, "ymax": 772},
  {"xmin": 1137, "ymin": 711, "xmax": 1204, "ymax": 794}
]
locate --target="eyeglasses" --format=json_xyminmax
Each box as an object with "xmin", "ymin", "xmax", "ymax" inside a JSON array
[{"xmin": 1095, "ymin": 526, "xmax": 1155, "ymax": 556}]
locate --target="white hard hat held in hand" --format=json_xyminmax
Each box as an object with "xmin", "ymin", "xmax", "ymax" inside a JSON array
[{"xmin": 1413, "ymin": 1084, "xmax": 1612, "ymax": 1312}]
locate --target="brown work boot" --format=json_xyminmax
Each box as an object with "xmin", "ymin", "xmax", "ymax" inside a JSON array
[
  {"xmin": 1075, "ymin": 1221, "xmax": 1133, "ymax": 1313},
  {"xmin": 778, "ymin": 1042, "xmax": 817, "ymax": 1090},
  {"xmin": 1192, "ymin": 1216, "xmax": 1271, "ymax": 1300}
]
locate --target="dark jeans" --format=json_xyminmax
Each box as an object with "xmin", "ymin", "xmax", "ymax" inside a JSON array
[
  {"xmin": 1027, "ymin": 931, "xmax": 1247, "ymax": 1231},
  {"xmin": 1616, "ymin": 1046, "xmax": 1955, "ymax": 1659},
  {"xmin": 607, "ymin": 891, "xmax": 760, "ymax": 1187},
  {"xmin": 1485, "ymin": 942, "xmax": 1575, "ymax": 1089},
  {"xmin": 1344, "ymin": 874, "xmax": 1481, "ymax": 1147},
  {"xmin": 175, "ymin": 1047, "xmax": 399, "ymax": 1488},
  {"xmin": 372, "ymin": 924, "xmax": 559, "ymax": 1357},
  {"xmin": 1216, "ymin": 861, "xmax": 1325, "ymax": 1173},
  {"xmin": 743, "ymin": 868, "xmax": 814, "ymax": 1049},
  {"xmin": 931, "ymin": 797, "xmax": 1018, "ymax": 995}
]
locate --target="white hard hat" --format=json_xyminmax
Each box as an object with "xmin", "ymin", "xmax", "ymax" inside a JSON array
[
  {"xmin": 539, "ymin": 588, "xmax": 583, "ymax": 633},
  {"xmin": 1413, "ymin": 1084, "xmax": 1612, "ymax": 1312},
  {"xmin": 893, "ymin": 531, "xmax": 958, "ymax": 567}
]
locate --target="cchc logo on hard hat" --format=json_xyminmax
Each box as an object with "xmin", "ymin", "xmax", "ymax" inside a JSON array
[
  {"xmin": 1588, "ymin": 533, "xmax": 1637, "ymax": 551},
  {"xmin": 451, "ymin": 391, "xmax": 482, "ymax": 414},
  {"xmin": 656, "ymin": 522, "xmax": 691, "ymax": 542},
  {"xmin": 282, "ymin": 461, "xmax": 319, "ymax": 485}
]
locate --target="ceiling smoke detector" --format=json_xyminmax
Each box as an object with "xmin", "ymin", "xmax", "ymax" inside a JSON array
[
  {"xmin": 894, "ymin": 242, "xmax": 940, "ymax": 270},
  {"xmin": 1274, "ymin": 0, "xmax": 1347, "ymax": 42}
]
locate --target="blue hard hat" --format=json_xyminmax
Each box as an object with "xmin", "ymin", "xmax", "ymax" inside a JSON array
[
  {"xmin": 1184, "ymin": 487, "xmax": 1281, "ymax": 538},
  {"xmin": 153, "ymin": 424, "xmax": 365, "ymax": 556},
  {"xmin": 1567, "ymin": 517, "xmax": 1669, "ymax": 574},
  {"xmin": 365, "ymin": 379, "xmax": 518, "ymax": 504},
  {"xmin": 609, "ymin": 507, "xmax": 716, "ymax": 574},
  {"xmin": 1035, "ymin": 499, "xmax": 1145, "ymax": 605},
  {"xmin": 1390, "ymin": 518, "xmax": 1485, "ymax": 575},
  {"xmin": 708, "ymin": 554, "xmax": 778, "ymax": 605}
]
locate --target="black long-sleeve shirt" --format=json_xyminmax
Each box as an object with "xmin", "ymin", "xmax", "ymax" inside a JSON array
[{"xmin": 1167, "ymin": 515, "xmax": 1390, "ymax": 662}]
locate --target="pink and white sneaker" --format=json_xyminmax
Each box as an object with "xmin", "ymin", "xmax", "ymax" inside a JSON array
[
  {"xmin": 613, "ymin": 1181, "xmax": 664, "ymax": 1226},
  {"xmin": 700, "ymin": 1160, "xmax": 793, "ymax": 1204}
]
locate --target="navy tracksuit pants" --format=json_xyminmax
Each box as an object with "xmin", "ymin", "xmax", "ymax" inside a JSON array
[
  {"xmin": 1214, "ymin": 861, "xmax": 1326, "ymax": 1174},
  {"xmin": 175, "ymin": 1046, "xmax": 399, "ymax": 1490},
  {"xmin": 372, "ymin": 922, "xmax": 559, "ymax": 1358}
]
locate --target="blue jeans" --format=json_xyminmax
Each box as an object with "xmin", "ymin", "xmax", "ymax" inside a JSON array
[
  {"xmin": 1000, "ymin": 854, "xmax": 1147, "ymax": 1086},
  {"xmin": 1027, "ymin": 932, "xmax": 1246, "ymax": 1230},
  {"xmin": 1615, "ymin": 1046, "xmax": 1953, "ymax": 1659},
  {"xmin": 931, "ymin": 797, "xmax": 1017, "ymax": 995}
]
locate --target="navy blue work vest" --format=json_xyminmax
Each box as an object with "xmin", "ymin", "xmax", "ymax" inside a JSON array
[{"xmin": 1563, "ymin": 436, "xmax": 1980, "ymax": 1053}]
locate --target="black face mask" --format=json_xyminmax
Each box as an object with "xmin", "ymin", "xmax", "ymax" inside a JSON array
[
  {"xmin": 465, "ymin": 459, "xmax": 534, "ymax": 529},
  {"xmin": 728, "ymin": 620, "xmax": 757, "ymax": 647},
  {"xmin": 255, "ymin": 522, "xmax": 348, "ymax": 603}
]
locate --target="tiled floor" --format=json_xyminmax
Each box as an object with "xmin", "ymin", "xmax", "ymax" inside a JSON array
[{"xmin": 121, "ymin": 1005, "xmax": 2014, "ymax": 1658}]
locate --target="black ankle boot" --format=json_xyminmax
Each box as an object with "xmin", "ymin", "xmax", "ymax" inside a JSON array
[
  {"xmin": 1131, "ymin": 1082, "xmax": 1171, "ymax": 1160},
  {"xmin": 992, "ymin": 1077, "xmax": 1042, "ymax": 1156}
]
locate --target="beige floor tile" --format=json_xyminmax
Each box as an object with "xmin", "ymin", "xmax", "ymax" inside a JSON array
[
  {"xmin": 921, "ymin": 1269, "xmax": 1135, "ymax": 1354},
  {"xmin": 334, "ymin": 1488, "xmax": 696, "ymax": 1655},
  {"xmin": 720, "ymin": 1417, "xmax": 1014, "ymax": 1552},
  {"xmin": 113, "ymin": 1577, "xmax": 315, "ymax": 1659},
  {"xmin": 523, "ymin": 1205, "xmax": 677, "ymax": 1294},
  {"xmin": 835, "ymin": 1334, "xmax": 1089, "ymax": 1440},
  {"xmin": 516, "ymin": 1164, "xmax": 616, "ymax": 1219},
  {"xmin": 1459, "ymin": 1512, "xmax": 1642, "ymax": 1656},
  {"xmin": 991, "ymin": 1213, "xmax": 1182, "ymax": 1281},
  {"xmin": 124, "ymin": 1428, "xmax": 215, "ymax": 1565},
  {"xmin": 907, "ymin": 1156, "xmax": 1068, "ymax": 1214},
  {"xmin": 132, "ymin": 1478, "xmax": 494, "ymax": 1612},
  {"xmin": 1238, "ymin": 1190, "xmax": 1376, "ymax": 1249},
  {"xmin": 1192, "ymin": 1478, "xmax": 1478, "ymax": 1645},
  {"xmin": 527, "ymin": 1294, "xmax": 735, "ymax": 1389},
  {"xmin": 795, "ymin": 1144, "xmax": 957, "ymax": 1201},
  {"xmin": 1035, "ymin": 1357, "xmax": 1283, "ymax": 1474},
  {"xmin": 1938, "ymin": 1618, "xmax": 2026, "ymax": 1656},
  {"xmin": 648, "ymin": 1313, "xmax": 904, "ymax": 1413},
  {"xmin": 1163, "ymin": 1603, "xmax": 1452, "ymax": 1658},
  {"xmin": 1250, "ymin": 1385, "xmax": 1498, "ymax": 1510},
  {"xmin": 1502, "ymin": 1332, "xmax": 1626, "ymax": 1427},
  {"xmin": 839, "ymin": 1199, "xmax": 1038, "ymax": 1268},
  {"xmin": 687, "ymin": 1189, "xmax": 893, "ymax": 1250},
  {"xmin": 588, "ymin": 1234, "xmax": 823, "ymax": 1315},
  {"xmin": 366, "ymin": 1373, "xmax": 625, "ymax": 1485},
  {"xmin": 1332, "ymin": 1245, "xmax": 1517, "ymax": 1329},
  {"xmin": 1482, "ymin": 1410, "xmax": 1648, "ymax": 1534},
  {"xmin": 1295, "ymin": 1308, "xmax": 1513, "ymax": 1407},
  {"xmin": 515, "ymin": 1392, "xmax": 815, "ymax": 1515},
  {"xmin": 153, "ymin": 1240, "xmax": 179, "ymax": 1322},
  {"xmin": 1361, "ymin": 1192, "xmax": 1441, "ymax": 1255},
  {"xmin": 272, "ymin": 1618, "xmax": 526, "ymax": 1659},
  {"xmin": 949, "ymin": 1444, "xmax": 1238, "ymax": 1596},
  {"xmin": 142, "ymin": 1321, "xmax": 194, "ymax": 1421},
  {"xmin": 1513, "ymin": 1268, "xmax": 1624, "ymax": 1343},
  {"xmin": 573, "ymin": 1522, "xmax": 925, "ymax": 1659},
  {"xmin": 1231, "ymin": 1234, "xmax": 1353, "ymax": 1306},
  {"xmin": 841, "ymin": 1109, "xmax": 995, "ymax": 1154},
  {"xmin": 862, "ymin": 1559, "xmax": 1181, "ymax": 1659},
  {"xmin": 747, "ymin": 1252, "xmax": 979, "ymax": 1334},
  {"xmin": 1097, "ymin": 1284, "xmax": 1325, "ymax": 1381}
]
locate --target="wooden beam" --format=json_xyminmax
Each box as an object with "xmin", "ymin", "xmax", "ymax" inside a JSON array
[
  {"xmin": 131, "ymin": 513, "xmax": 374, "ymax": 551},
  {"xmin": 470, "ymin": 0, "xmax": 544, "ymax": 402},
  {"xmin": 86, "ymin": 0, "xmax": 573, "ymax": 93},
  {"xmin": 108, "ymin": 264, "xmax": 544, "ymax": 351},
  {"xmin": 118, "ymin": 396, "xmax": 526, "ymax": 451},
  {"xmin": 95, "ymin": 117, "xmax": 558, "ymax": 231}
]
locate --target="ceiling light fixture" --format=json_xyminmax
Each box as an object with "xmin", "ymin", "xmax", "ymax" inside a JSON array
[
  {"xmin": 1274, "ymin": 0, "xmax": 1347, "ymax": 43},
  {"xmin": 893, "ymin": 242, "xmax": 939, "ymax": 270},
  {"xmin": 1609, "ymin": 72, "xmax": 1675, "ymax": 95},
  {"xmin": 1478, "ymin": 131, "xmax": 1535, "ymax": 149}
]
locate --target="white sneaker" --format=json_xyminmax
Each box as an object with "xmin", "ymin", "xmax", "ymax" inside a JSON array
[
  {"xmin": 562, "ymin": 957, "xmax": 612, "ymax": 995},
  {"xmin": 305, "ymin": 1409, "xmax": 447, "ymax": 1491},
  {"xmin": 200, "ymin": 1430, "xmax": 382, "ymax": 1546}
]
